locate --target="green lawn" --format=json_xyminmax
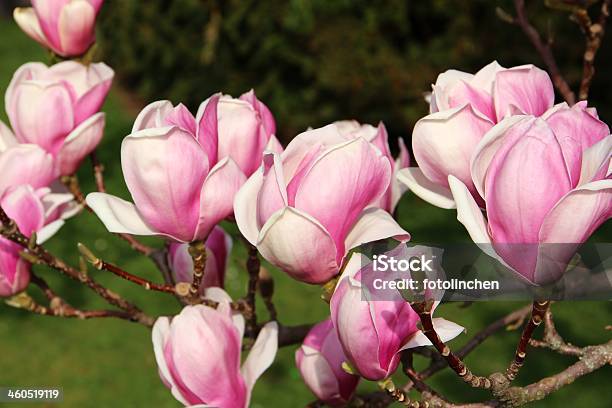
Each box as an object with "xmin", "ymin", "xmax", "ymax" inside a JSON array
[{"xmin": 0, "ymin": 16, "xmax": 610, "ymax": 408}]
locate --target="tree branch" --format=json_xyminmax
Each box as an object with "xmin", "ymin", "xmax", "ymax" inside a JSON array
[
  {"xmin": 506, "ymin": 301, "xmax": 549, "ymax": 380},
  {"xmin": 512, "ymin": 0, "xmax": 577, "ymax": 104}
]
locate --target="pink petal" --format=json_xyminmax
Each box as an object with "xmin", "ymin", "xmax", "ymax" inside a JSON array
[
  {"xmin": 239, "ymin": 89, "xmax": 276, "ymax": 136},
  {"xmin": 31, "ymin": 0, "xmax": 68, "ymax": 52},
  {"xmin": 545, "ymin": 104, "xmax": 610, "ymax": 187},
  {"xmin": 8, "ymin": 81, "xmax": 74, "ymax": 154},
  {"xmin": 195, "ymin": 94, "xmax": 221, "ymax": 165},
  {"xmin": 577, "ymin": 136, "xmax": 612, "ymax": 185},
  {"xmin": 13, "ymin": 8, "xmax": 50, "ymax": 51},
  {"xmin": 0, "ymin": 120, "xmax": 18, "ymax": 150},
  {"xmin": 1, "ymin": 185, "xmax": 45, "ymax": 236},
  {"xmin": 132, "ymin": 100, "xmax": 174, "ymax": 132},
  {"xmin": 257, "ymin": 207, "xmax": 338, "ymax": 284},
  {"xmin": 397, "ymin": 168, "xmax": 456, "ymax": 209},
  {"xmin": 240, "ymin": 321, "xmax": 278, "ymax": 403},
  {"xmin": 447, "ymin": 80, "xmax": 495, "ymax": 121},
  {"xmin": 257, "ymin": 153, "xmax": 288, "ymax": 228},
  {"xmin": 234, "ymin": 168, "xmax": 264, "ymax": 246},
  {"xmin": 56, "ymin": 112, "xmax": 104, "ymax": 175},
  {"xmin": 293, "ymin": 138, "xmax": 391, "ymax": 257},
  {"xmin": 57, "ymin": 0, "xmax": 96, "ymax": 56},
  {"xmin": 0, "ymin": 144, "xmax": 56, "ymax": 196},
  {"xmin": 195, "ymin": 157, "xmax": 246, "ymax": 240},
  {"xmin": 493, "ymin": 65, "xmax": 554, "ymax": 120},
  {"xmin": 412, "ymin": 104, "xmax": 493, "ymax": 200},
  {"xmin": 122, "ymin": 127, "xmax": 209, "ymax": 241},
  {"xmin": 163, "ymin": 103, "xmax": 197, "ymax": 136},
  {"xmin": 86, "ymin": 192, "xmax": 161, "ymax": 237},
  {"xmin": 344, "ymin": 208, "xmax": 410, "ymax": 252}
]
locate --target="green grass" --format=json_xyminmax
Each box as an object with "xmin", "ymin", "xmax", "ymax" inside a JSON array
[{"xmin": 0, "ymin": 16, "xmax": 610, "ymax": 408}]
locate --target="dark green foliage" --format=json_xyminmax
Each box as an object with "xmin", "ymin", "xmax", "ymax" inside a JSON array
[{"xmin": 99, "ymin": 0, "xmax": 611, "ymax": 147}]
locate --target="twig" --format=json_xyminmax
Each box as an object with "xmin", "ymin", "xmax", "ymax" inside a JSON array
[
  {"xmin": 512, "ymin": 0, "xmax": 577, "ymax": 104},
  {"xmin": 573, "ymin": 0, "xmax": 611, "ymax": 99},
  {"xmin": 506, "ymin": 301, "xmax": 550, "ymax": 380},
  {"xmin": 494, "ymin": 340, "xmax": 612, "ymax": 406},
  {"xmin": 258, "ymin": 267, "xmax": 277, "ymax": 320},
  {"xmin": 528, "ymin": 307, "xmax": 583, "ymax": 356},
  {"xmin": 0, "ymin": 205, "xmax": 154, "ymax": 326},
  {"xmin": 188, "ymin": 240, "xmax": 207, "ymax": 299},
  {"xmin": 244, "ymin": 243, "xmax": 260, "ymax": 340},
  {"xmin": 77, "ymin": 243, "xmax": 177, "ymax": 294},
  {"xmin": 410, "ymin": 301, "xmax": 492, "ymax": 389}
]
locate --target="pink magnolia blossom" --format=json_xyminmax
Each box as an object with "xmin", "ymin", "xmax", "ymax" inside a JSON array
[
  {"xmin": 5, "ymin": 61, "xmax": 113, "ymax": 175},
  {"xmin": 296, "ymin": 318, "xmax": 360, "ymax": 406},
  {"xmin": 14, "ymin": 0, "xmax": 103, "ymax": 57},
  {"xmin": 167, "ymin": 226, "xmax": 232, "ymax": 290},
  {"xmin": 234, "ymin": 124, "xmax": 410, "ymax": 284},
  {"xmin": 330, "ymin": 252, "xmax": 464, "ymax": 380},
  {"xmin": 449, "ymin": 104, "xmax": 611, "ymax": 284},
  {"xmin": 214, "ymin": 90, "xmax": 283, "ymax": 176},
  {"xmin": 399, "ymin": 61, "xmax": 555, "ymax": 209},
  {"xmin": 0, "ymin": 120, "xmax": 56, "ymax": 196},
  {"xmin": 334, "ymin": 120, "xmax": 410, "ymax": 212},
  {"xmin": 0, "ymin": 185, "xmax": 76, "ymax": 297},
  {"xmin": 152, "ymin": 289, "xmax": 278, "ymax": 408},
  {"xmin": 86, "ymin": 96, "xmax": 246, "ymax": 242}
]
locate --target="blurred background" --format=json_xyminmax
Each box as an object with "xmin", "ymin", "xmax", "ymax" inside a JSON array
[{"xmin": 0, "ymin": 0, "xmax": 610, "ymax": 407}]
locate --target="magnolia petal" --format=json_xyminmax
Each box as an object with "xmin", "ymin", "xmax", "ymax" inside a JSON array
[
  {"xmin": 86, "ymin": 192, "xmax": 161, "ymax": 236},
  {"xmin": 344, "ymin": 208, "xmax": 410, "ymax": 252},
  {"xmin": 400, "ymin": 318, "xmax": 465, "ymax": 349},
  {"xmin": 577, "ymin": 135, "xmax": 612, "ymax": 186},
  {"xmin": 234, "ymin": 168, "xmax": 265, "ymax": 246},
  {"xmin": 257, "ymin": 207, "xmax": 338, "ymax": 284},
  {"xmin": 152, "ymin": 317, "xmax": 190, "ymax": 407},
  {"xmin": 57, "ymin": 0, "xmax": 96, "ymax": 56},
  {"xmin": 493, "ymin": 65, "xmax": 554, "ymax": 119},
  {"xmin": 397, "ymin": 167, "xmax": 456, "ymax": 209},
  {"xmin": 132, "ymin": 100, "xmax": 175, "ymax": 132},
  {"xmin": 36, "ymin": 219, "xmax": 65, "ymax": 244},
  {"xmin": 13, "ymin": 8, "xmax": 50, "ymax": 51},
  {"xmin": 195, "ymin": 157, "xmax": 246, "ymax": 240},
  {"xmin": 57, "ymin": 112, "xmax": 105, "ymax": 175},
  {"xmin": 241, "ymin": 321, "xmax": 278, "ymax": 398},
  {"xmin": 0, "ymin": 144, "xmax": 56, "ymax": 196}
]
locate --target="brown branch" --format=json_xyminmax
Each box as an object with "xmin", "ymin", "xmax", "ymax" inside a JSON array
[
  {"xmin": 77, "ymin": 243, "xmax": 177, "ymax": 294},
  {"xmin": 494, "ymin": 340, "xmax": 612, "ymax": 406},
  {"xmin": 506, "ymin": 301, "xmax": 550, "ymax": 380},
  {"xmin": 420, "ymin": 304, "xmax": 532, "ymax": 380},
  {"xmin": 410, "ymin": 301, "xmax": 492, "ymax": 389},
  {"xmin": 244, "ymin": 243, "xmax": 260, "ymax": 341},
  {"xmin": 188, "ymin": 240, "xmax": 207, "ymax": 299},
  {"xmin": 258, "ymin": 267, "xmax": 277, "ymax": 320},
  {"xmin": 0, "ymin": 206, "xmax": 154, "ymax": 326},
  {"xmin": 512, "ymin": 0, "xmax": 577, "ymax": 104},
  {"xmin": 528, "ymin": 307, "xmax": 583, "ymax": 356},
  {"xmin": 573, "ymin": 0, "xmax": 611, "ymax": 99}
]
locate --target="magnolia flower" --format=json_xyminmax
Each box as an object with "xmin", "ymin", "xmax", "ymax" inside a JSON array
[
  {"xmin": 0, "ymin": 185, "xmax": 76, "ymax": 297},
  {"xmin": 234, "ymin": 124, "xmax": 410, "ymax": 284},
  {"xmin": 449, "ymin": 107, "xmax": 611, "ymax": 284},
  {"xmin": 14, "ymin": 0, "xmax": 103, "ymax": 57},
  {"xmin": 296, "ymin": 318, "xmax": 360, "ymax": 406},
  {"xmin": 0, "ymin": 120, "xmax": 56, "ymax": 196},
  {"xmin": 167, "ymin": 226, "xmax": 232, "ymax": 289},
  {"xmin": 215, "ymin": 90, "xmax": 283, "ymax": 176},
  {"xmin": 330, "ymin": 252, "xmax": 464, "ymax": 380},
  {"xmin": 333, "ymin": 120, "xmax": 410, "ymax": 212},
  {"xmin": 399, "ymin": 61, "xmax": 555, "ymax": 208},
  {"xmin": 87, "ymin": 96, "xmax": 246, "ymax": 242},
  {"xmin": 5, "ymin": 61, "xmax": 113, "ymax": 175},
  {"xmin": 152, "ymin": 289, "xmax": 278, "ymax": 408}
]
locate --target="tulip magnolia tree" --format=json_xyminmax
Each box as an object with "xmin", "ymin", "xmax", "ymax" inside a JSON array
[{"xmin": 1, "ymin": 1, "xmax": 611, "ymax": 407}]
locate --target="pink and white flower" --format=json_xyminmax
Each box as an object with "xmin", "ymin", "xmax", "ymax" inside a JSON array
[
  {"xmin": 234, "ymin": 124, "xmax": 410, "ymax": 284},
  {"xmin": 330, "ymin": 252, "xmax": 464, "ymax": 380},
  {"xmin": 87, "ymin": 96, "xmax": 246, "ymax": 242},
  {"xmin": 152, "ymin": 290, "xmax": 278, "ymax": 408},
  {"xmin": 449, "ymin": 105, "xmax": 611, "ymax": 284},
  {"xmin": 0, "ymin": 185, "xmax": 76, "ymax": 297},
  {"xmin": 5, "ymin": 61, "xmax": 113, "ymax": 175},
  {"xmin": 14, "ymin": 0, "xmax": 104, "ymax": 57},
  {"xmin": 399, "ymin": 61, "xmax": 555, "ymax": 208},
  {"xmin": 296, "ymin": 318, "xmax": 360, "ymax": 406}
]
